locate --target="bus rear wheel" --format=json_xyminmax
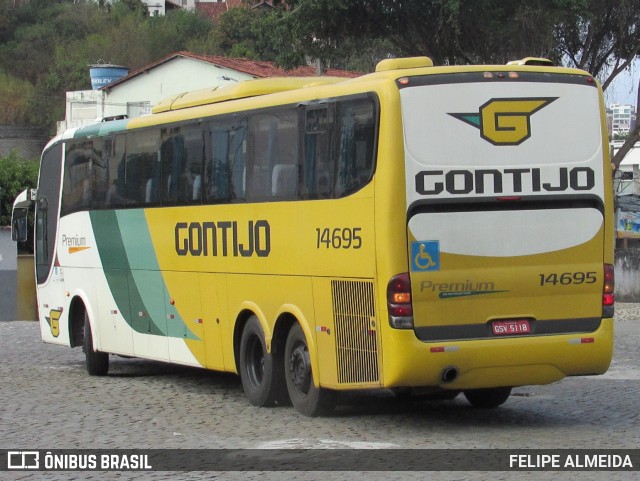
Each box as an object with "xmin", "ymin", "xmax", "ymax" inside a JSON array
[
  {"xmin": 284, "ymin": 323, "xmax": 335, "ymax": 417},
  {"xmin": 83, "ymin": 312, "xmax": 109, "ymax": 376},
  {"xmin": 239, "ymin": 316, "xmax": 283, "ymax": 407},
  {"xmin": 463, "ymin": 387, "xmax": 512, "ymax": 408}
]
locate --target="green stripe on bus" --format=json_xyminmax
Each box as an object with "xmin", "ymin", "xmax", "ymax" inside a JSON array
[
  {"xmin": 90, "ymin": 209, "xmax": 198, "ymax": 340},
  {"xmin": 74, "ymin": 119, "xmax": 129, "ymax": 138}
]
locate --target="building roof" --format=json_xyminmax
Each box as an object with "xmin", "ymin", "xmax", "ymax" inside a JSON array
[{"xmin": 101, "ymin": 51, "xmax": 359, "ymax": 91}]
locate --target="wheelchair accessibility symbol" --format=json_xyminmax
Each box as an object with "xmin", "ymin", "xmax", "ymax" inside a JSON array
[{"xmin": 411, "ymin": 241, "xmax": 440, "ymax": 271}]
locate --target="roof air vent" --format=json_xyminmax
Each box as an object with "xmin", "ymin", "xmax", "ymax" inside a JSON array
[
  {"xmin": 375, "ymin": 57, "xmax": 434, "ymax": 72},
  {"xmin": 506, "ymin": 57, "xmax": 555, "ymax": 66}
]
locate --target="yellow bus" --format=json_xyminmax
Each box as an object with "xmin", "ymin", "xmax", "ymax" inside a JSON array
[{"xmin": 13, "ymin": 56, "xmax": 614, "ymax": 416}]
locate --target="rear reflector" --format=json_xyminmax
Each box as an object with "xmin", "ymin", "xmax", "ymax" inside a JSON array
[
  {"xmin": 430, "ymin": 346, "xmax": 459, "ymax": 353},
  {"xmin": 603, "ymin": 264, "xmax": 614, "ymax": 317},
  {"xmin": 569, "ymin": 337, "xmax": 595, "ymax": 345}
]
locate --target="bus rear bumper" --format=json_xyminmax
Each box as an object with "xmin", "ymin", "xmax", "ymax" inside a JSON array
[{"xmin": 381, "ymin": 318, "xmax": 614, "ymax": 390}]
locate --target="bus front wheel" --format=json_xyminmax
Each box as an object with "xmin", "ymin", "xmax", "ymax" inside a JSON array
[
  {"xmin": 239, "ymin": 316, "xmax": 283, "ymax": 407},
  {"xmin": 284, "ymin": 323, "xmax": 335, "ymax": 417},
  {"xmin": 463, "ymin": 387, "xmax": 512, "ymax": 408},
  {"xmin": 83, "ymin": 312, "xmax": 109, "ymax": 376}
]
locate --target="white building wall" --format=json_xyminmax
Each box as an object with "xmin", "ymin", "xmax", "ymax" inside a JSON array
[
  {"xmin": 58, "ymin": 58, "xmax": 256, "ymax": 134},
  {"xmin": 102, "ymin": 57, "xmax": 255, "ymax": 119},
  {"xmin": 57, "ymin": 90, "xmax": 106, "ymax": 134},
  {"xmin": 142, "ymin": 0, "xmax": 197, "ymax": 15},
  {"xmin": 611, "ymin": 103, "xmax": 636, "ymax": 137}
]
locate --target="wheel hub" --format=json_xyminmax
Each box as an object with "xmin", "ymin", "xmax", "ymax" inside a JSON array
[{"xmin": 289, "ymin": 343, "xmax": 311, "ymax": 394}]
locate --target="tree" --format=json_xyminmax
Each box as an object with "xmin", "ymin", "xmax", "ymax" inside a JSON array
[
  {"xmin": 0, "ymin": 150, "xmax": 39, "ymax": 228},
  {"xmin": 277, "ymin": 1, "xmax": 570, "ymax": 69},
  {"xmin": 554, "ymin": 0, "xmax": 640, "ymax": 90},
  {"xmin": 551, "ymin": 0, "xmax": 640, "ymax": 169},
  {"xmin": 0, "ymin": 72, "xmax": 33, "ymax": 125},
  {"xmin": 278, "ymin": 0, "xmax": 640, "ymax": 167},
  {"xmin": 611, "ymin": 88, "xmax": 640, "ymax": 169},
  {"xmin": 0, "ymin": 0, "xmax": 215, "ymax": 132}
]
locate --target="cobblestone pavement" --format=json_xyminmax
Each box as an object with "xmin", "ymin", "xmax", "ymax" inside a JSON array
[{"xmin": 1, "ymin": 305, "xmax": 639, "ymax": 481}]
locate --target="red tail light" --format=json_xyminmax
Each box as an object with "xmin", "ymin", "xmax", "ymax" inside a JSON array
[
  {"xmin": 603, "ymin": 264, "xmax": 614, "ymax": 317},
  {"xmin": 387, "ymin": 273, "xmax": 414, "ymax": 329}
]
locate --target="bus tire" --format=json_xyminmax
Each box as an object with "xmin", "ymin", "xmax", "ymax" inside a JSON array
[
  {"xmin": 463, "ymin": 387, "xmax": 511, "ymax": 408},
  {"xmin": 284, "ymin": 323, "xmax": 335, "ymax": 417},
  {"xmin": 83, "ymin": 312, "xmax": 109, "ymax": 376},
  {"xmin": 239, "ymin": 316, "xmax": 281, "ymax": 407}
]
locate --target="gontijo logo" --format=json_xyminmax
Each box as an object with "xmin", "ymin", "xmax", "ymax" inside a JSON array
[{"xmin": 449, "ymin": 97, "xmax": 557, "ymax": 145}]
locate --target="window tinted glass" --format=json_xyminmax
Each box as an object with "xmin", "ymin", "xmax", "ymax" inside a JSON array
[
  {"xmin": 205, "ymin": 119, "xmax": 247, "ymax": 203},
  {"xmin": 302, "ymin": 96, "xmax": 376, "ymax": 199},
  {"xmin": 303, "ymin": 105, "xmax": 335, "ymax": 199},
  {"xmin": 334, "ymin": 98, "xmax": 376, "ymax": 197},
  {"xmin": 161, "ymin": 126, "xmax": 203, "ymax": 205},
  {"xmin": 63, "ymin": 93, "xmax": 377, "ymax": 210},
  {"xmin": 126, "ymin": 129, "xmax": 159, "ymax": 206},
  {"xmin": 104, "ymin": 136, "xmax": 126, "ymax": 208},
  {"xmin": 247, "ymin": 109, "xmax": 299, "ymax": 201},
  {"xmin": 62, "ymin": 140, "xmax": 95, "ymax": 214}
]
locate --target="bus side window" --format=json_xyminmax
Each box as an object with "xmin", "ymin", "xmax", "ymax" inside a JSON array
[
  {"xmin": 126, "ymin": 129, "xmax": 159, "ymax": 206},
  {"xmin": 303, "ymin": 105, "xmax": 335, "ymax": 199},
  {"xmin": 229, "ymin": 122, "xmax": 247, "ymax": 201},
  {"xmin": 247, "ymin": 109, "xmax": 298, "ymax": 201},
  {"xmin": 180, "ymin": 124, "xmax": 205, "ymax": 204},
  {"xmin": 91, "ymin": 138, "xmax": 108, "ymax": 209},
  {"xmin": 62, "ymin": 140, "xmax": 94, "ymax": 215},
  {"xmin": 206, "ymin": 123, "xmax": 231, "ymax": 203},
  {"xmin": 106, "ymin": 136, "xmax": 126, "ymax": 209},
  {"xmin": 334, "ymin": 98, "xmax": 376, "ymax": 198},
  {"xmin": 161, "ymin": 127, "xmax": 186, "ymax": 205}
]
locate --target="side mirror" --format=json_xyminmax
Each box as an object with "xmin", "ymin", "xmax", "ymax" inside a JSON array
[{"xmin": 11, "ymin": 208, "xmax": 28, "ymax": 242}]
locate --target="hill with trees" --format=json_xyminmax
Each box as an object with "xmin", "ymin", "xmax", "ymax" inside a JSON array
[{"xmin": 0, "ymin": 0, "xmax": 639, "ymax": 165}]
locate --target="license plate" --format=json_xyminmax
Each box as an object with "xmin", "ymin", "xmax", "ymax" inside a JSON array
[{"xmin": 492, "ymin": 319, "xmax": 531, "ymax": 336}]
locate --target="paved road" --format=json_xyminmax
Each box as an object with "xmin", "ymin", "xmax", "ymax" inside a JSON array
[{"xmin": 1, "ymin": 305, "xmax": 639, "ymax": 480}]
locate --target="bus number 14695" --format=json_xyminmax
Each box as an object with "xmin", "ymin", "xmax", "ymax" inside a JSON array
[
  {"xmin": 538, "ymin": 272, "xmax": 597, "ymax": 286},
  {"xmin": 315, "ymin": 227, "xmax": 362, "ymax": 249}
]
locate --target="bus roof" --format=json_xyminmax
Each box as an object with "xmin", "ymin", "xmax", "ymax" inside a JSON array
[
  {"xmin": 60, "ymin": 56, "xmax": 594, "ymax": 142},
  {"xmin": 152, "ymin": 76, "xmax": 347, "ymax": 114}
]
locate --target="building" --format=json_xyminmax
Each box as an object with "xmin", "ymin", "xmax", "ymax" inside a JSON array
[
  {"xmin": 608, "ymin": 103, "xmax": 637, "ymax": 138},
  {"xmin": 141, "ymin": 0, "xmax": 272, "ymax": 17},
  {"xmin": 142, "ymin": 0, "xmax": 195, "ymax": 16},
  {"xmin": 58, "ymin": 51, "xmax": 357, "ymax": 134}
]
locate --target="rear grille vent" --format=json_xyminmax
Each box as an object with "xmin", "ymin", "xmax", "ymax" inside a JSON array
[{"xmin": 331, "ymin": 279, "xmax": 380, "ymax": 384}]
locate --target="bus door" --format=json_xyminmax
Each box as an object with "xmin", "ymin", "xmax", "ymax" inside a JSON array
[{"xmin": 34, "ymin": 143, "xmax": 68, "ymax": 345}]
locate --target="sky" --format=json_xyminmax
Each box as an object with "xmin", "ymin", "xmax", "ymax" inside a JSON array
[{"xmin": 604, "ymin": 60, "xmax": 640, "ymax": 106}]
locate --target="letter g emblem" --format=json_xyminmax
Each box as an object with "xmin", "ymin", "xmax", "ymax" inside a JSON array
[{"xmin": 450, "ymin": 97, "xmax": 557, "ymax": 145}]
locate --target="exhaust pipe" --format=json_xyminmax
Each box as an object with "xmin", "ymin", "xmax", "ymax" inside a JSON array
[{"xmin": 441, "ymin": 366, "xmax": 459, "ymax": 383}]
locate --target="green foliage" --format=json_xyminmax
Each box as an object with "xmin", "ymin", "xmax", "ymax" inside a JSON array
[
  {"xmin": 0, "ymin": 72, "xmax": 33, "ymax": 125},
  {"xmin": 210, "ymin": 7, "xmax": 262, "ymax": 58},
  {"xmin": 554, "ymin": 0, "xmax": 640, "ymax": 90},
  {"xmin": 0, "ymin": 150, "xmax": 39, "ymax": 227},
  {"xmin": 275, "ymin": 0, "xmax": 568, "ymax": 67},
  {"xmin": 276, "ymin": 0, "xmax": 640, "ymax": 78},
  {"xmin": 0, "ymin": 0, "xmax": 215, "ymax": 133},
  {"xmin": 1, "ymin": 0, "xmax": 639, "ymax": 137}
]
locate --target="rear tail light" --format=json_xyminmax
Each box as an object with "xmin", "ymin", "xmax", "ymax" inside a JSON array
[
  {"xmin": 387, "ymin": 273, "xmax": 414, "ymax": 329},
  {"xmin": 602, "ymin": 264, "xmax": 614, "ymax": 317}
]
